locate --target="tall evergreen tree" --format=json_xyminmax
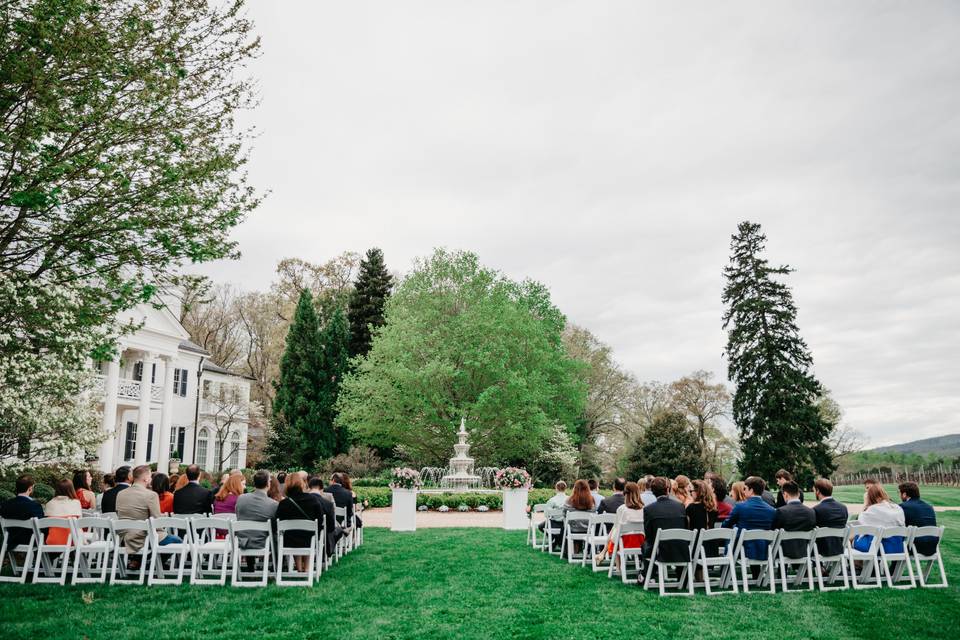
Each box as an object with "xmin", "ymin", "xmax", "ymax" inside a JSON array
[
  {"xmin": 347, "ymin": 248, "xmax": 393, "ymax": 359},
  {"xmin": 319, "ymin": 307, "xmax": 351, "ymax": 455},
  {"xmin": 267, "ymin": 290, "xmax": 327, "ymax": 468},
  {"xmin": 721, "ymin": 221, "xmax": 835, "ymax": 486}
]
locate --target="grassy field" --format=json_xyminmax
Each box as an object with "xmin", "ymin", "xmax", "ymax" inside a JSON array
[
  {"xmin": 823, "ymin": 484, "xmax": 960, "ymax": 507},
  {"xmin": 0, "ymin": 513, "xmax": 958, "ymax": 640}
]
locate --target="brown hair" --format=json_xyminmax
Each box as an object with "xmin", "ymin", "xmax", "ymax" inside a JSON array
[
  {"xmin": 268, "ymin": 476, "xmax": 282, "ymax": 501},
  {"xmin": 863, "ymin": 477, "xmax": 879, "ymax": 487},
  {"xmin": 865, "ymin": 484, "xmax": 890, "ymax": 508},
  {"xmin": 215, "ymin": 473, "xmax": 245, "ymax": 501},
  {"xmin": 691, "ymin": 479, "xmax": 717, "ymax": 512},
  {"xmin": 174, "ymin": 473, "xmax": 190, "ymax": 491},
  {"xmin": 649, "ymin": 476, "xmax": 669, "ymax": 497},
  {"xmin": 730, "ymin": 481, "xmax": 747, "ymax": 502},
  {"xmin": 623, "ymin": 482, "xmax": 643, "ymax": 510},
  {"xmin": 568, "ymin": 480, "xmax": 594, "ymax": 511},
  {"xmin": 813, "ymin": 478, "xmax": 833, "ymax": 497},
  {"xmin": 554, "ymin": 480, "xmax": 567, "ymax": 492},
  {"xmin": 898, "ymin": 481, "xmax": 920, "ymax": 500},
  {"xmin": 744, "ymin": 476, "xmax": 766, "ymax": 496},
  {"xmin": 340, "ymin": 473, "xmax": 353, "ymax": 491},
  {"xmin": 131, "ymin": 465, "xmax": 151, "ymax": 482},
  {"xmin": 775, "ymin": 469, "xmax": 792, "ymax": 481},
  {"xmin": 674, "ymin": 475, "xmax": 691, "ymax": 503},
  {"xmin": 284, "ymin": 472, "xmax": 306, "ymax": 496},
  {"xmin": 54, "ymin": 478, "xmax": 77, "ymax": 500}
]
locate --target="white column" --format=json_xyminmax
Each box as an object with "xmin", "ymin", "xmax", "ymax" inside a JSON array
[
  {"xmin": 156, "ymin": 356, "xmax": 175, "ymax": 472},
  {"xmin": 134, "ymin": 352, "xmax": 156, "ymax": 466},
  {"xmin": 97, "ymin": 358, "xmax": 121, "ymax": 472}
]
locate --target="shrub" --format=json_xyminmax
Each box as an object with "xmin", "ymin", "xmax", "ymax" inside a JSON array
[
  {"xmin": 355, "ymin": 487, "xmax": 391, "ymax": 508},
  {"xmin": 32, "ymin": 483, "xmax": 54, "ymax": 504},
  {"xmin": 0, "ymin": 488, "xmax": 14, "ymax": 502},
  {"xmin": 322, "ymin": 446, "xmax": 384, "ymax": 478}
]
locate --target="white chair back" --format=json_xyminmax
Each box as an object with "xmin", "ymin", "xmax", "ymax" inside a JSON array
[{"xmin": 643, "ymin": 528, "xmax": 697, "ymax": 596}]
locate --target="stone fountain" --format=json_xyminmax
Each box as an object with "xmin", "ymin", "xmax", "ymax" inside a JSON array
[{"xmin": 441, "ymin": 417, "xmax": 481, "ymax": 490}]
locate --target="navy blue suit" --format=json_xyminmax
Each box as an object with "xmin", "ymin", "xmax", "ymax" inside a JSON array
[
  {"xmin": 723, "ymin": 496, "xmax": 776, "ymax": 560},
  {"xmin": 0, "ymin": 495, "xmax": 44, "ymax": 547},
  {"xmin": 901, "ymin": 498, "xmax": 938, "ymax": 556}
]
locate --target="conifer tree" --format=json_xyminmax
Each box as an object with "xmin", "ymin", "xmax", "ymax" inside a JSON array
[
  {"xmin": 721, "ymin": 221, "xmax": 835, "ymax": 486},
  {"xmin": 319, "ymin": 307, "xmax": 351, "ymax": 455},
  {"xmin": 347, "ymin": 248, "xmax": 393, "ymax": 359},
  {"xmin": 267, "ymin": 290, "xmax": 327, "ymax": 468},
  {"xmin": 624, "ymin": 412, "xmax": 705, "ymax": 479}
]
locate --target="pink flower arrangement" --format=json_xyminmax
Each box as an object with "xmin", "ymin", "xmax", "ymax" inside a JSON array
[
  {"xmin": 494, "ymin": 467, "xmax": 532, "ymax": 490},
  {"xmin": 389, "ymin": 467, "xmax": 422, "ymax": 490}
]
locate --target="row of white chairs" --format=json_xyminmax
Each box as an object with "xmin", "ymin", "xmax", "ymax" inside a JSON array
[
  {"xmin": 0, "ymin": 509, "xmax": 362, "ymax": 587},
  {"xmin": 528, "ymin": 506, "xmax": 948, "ymax": 596}
]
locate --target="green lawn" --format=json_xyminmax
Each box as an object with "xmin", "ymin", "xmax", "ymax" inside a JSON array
[
  {"xmin": 1, "ymin": 514, "xmax": 959, "ymax": 640},
  {"xmin": 822, "ymin": 484, "xmax": 960, "ymax": 507}
]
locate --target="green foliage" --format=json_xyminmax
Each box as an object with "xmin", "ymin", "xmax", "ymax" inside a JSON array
[
  {"xmin": 31, "ymin": 483, "xmax": 54, "ymax": 504},
  {"xmin": 322, "ymin": 446, "xmax": 384, "ymax": 478},
  {"xmin": 337, "ymin": 249, "xmax": 586, "ymax": 467},
  {"xmin": 320, "ymin": 307, "xmax": 351, "ymax": 455},
  {"xmin": 624, "ymin": 411, "xmax": 705, "ymax": 479},
  {"xmin": 347, "ymin": 248, "xmax": 393, "ymax": 359},
  {"xmin": 0, "ymin": 488, "xmax": 13, "ymax": 502},
  {"xmin": 722, "ymin": 221, "xmax": 835, "ymax": 486}
]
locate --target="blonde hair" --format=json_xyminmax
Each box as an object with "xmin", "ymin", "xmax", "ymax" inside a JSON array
[
  {"xmin": 865, "ymin": 484, "xmax": 891, "ymax": 508},
  {"xmin": 730, "ymin": 481, "xmax": 747, "ymax": 502},
  {"xmin": 691, "ymin": 479, "xmax": 717, "ymax": 511},
  {"xmin": 674, "ymin": 475, "xmax": 691, "ymax": 503}
]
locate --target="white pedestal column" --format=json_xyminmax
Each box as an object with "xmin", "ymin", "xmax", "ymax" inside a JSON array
[
  {"xmin": 133, "ymin": 353, "xmax": 155, "ymax": 466},
  {"xmin": 390, "ymin": 489, "xmax": 418, "ymax": 531},
  {"xmin": 156, "ymin": 356, "xmax": 175, "ymax": 472},
  {"xmin": 502, "ymin": 488, "xmax": 529, "ymax": 530},
  {"xmin": 97, "ymin": 358, "xmax": 120, "ymax": 472}
]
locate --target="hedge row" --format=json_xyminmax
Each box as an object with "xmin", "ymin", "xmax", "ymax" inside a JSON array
[{"xmin": 352, "ymin": 487, "xmax": 608, "ymax": 509}]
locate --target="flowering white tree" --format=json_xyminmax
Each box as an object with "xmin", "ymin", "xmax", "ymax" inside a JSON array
[{"xmin": 0, "ymin": 275, "xmax": 109, "ymax": 466}]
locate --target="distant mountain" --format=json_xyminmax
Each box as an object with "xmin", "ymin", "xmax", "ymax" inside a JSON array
[{"xmin": 870, "ymin": 434, "xmax": 960, "ymax": 457}]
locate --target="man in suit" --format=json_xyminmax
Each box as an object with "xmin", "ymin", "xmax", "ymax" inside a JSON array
[
  {"xmin": 308, "ymin": 476, "xmax": 343, "ymax": 557},
  {"xmin": 775, "ymin": 469, "xmax": 805, "ymax": 508},
  {"xmin": 899, "ymin": 481, "xmax": 939, "ymax": 556},
  {"xmin": 0, "ymin": 475, "xmax": 44, "ymax": 549},
  {"xmin": 324, "ymin": 473, "xmax": 355, "ymax": 529},
  {"xmin": 99, "ymin": 465, "xmax": 131, "ymax": 513},
  {"xmin": 172, "ymin": 464, "xmax": 213, "ymax": 515},
  {"xmin": 642, "ymin": 477, "xmax": 689, "ymax": 563},
  {"xmin": 116, "ymin": 465, "xmax": 180, "ymax": 569},
  {"xmin": 773, "ymin": 481, "xmax": 816, "ymax": 558},
  {"xmin": 723, "ymin": 476, "xmax": 777, "ymax": 560},
  {"xmin": 235, "ymin": 470, "xmax": 279, "ymax": 550},
  {"xmin": 812, "ymin": 478, "xmax": 848, "ymax": 557},
  {"xmin": 599, "ymin": 477, "xmax": 626, "ymax": 514}
]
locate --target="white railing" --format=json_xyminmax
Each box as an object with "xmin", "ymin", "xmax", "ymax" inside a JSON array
[{"xmin": 92, "ymin": 374, "xmax": 161, "ymax": 403}]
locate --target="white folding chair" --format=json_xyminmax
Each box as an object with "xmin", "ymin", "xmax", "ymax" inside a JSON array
[
  {"xmin": 562, "ymin": 511, "xmax": 593, "ymax": 564},
  {"xmin": 190, "ymin": 517, "xmax": 232, "ymax": 585},
  {"xmin": 316, "ymin": 518, "xmax": 330, "ymax": 577},
  {"xmin": 70, "ymin": 517, "xmax": 114, "ymax": 584},
  {"xmin": 333, "ymin": 506, "xmax": 349, "ymax": 560},
  {"xmin": 213, "ymin": 513, "xmax": 237, "ymax": 521},
  {"xmin": 31, "ymin": 517, "xmax": 75, "ymax": 585},
  {"xmin": 109, "ymin": 519, "xmax": 151, "ymax": 585},
  {"xmin": 148, "ymin": 517, "xmax": 192, "ymax": 585},
  {"xmin": 642, "ymin": 529, "xmax": 697, "ymax": 596},
  {"xmin": 543, "ymin": 508, "xmax": 564, "ymax": 556},
  {"xmin": 775, "ymin": 530, "xmax": 816, "ymax": 592},
  {"xmin": 732, "ymin": 529, "xmax": 779, "ymax": 593},
  {"xmin": 692, "ymin": 527, "xmax": 738, "ymax": 595},
  {"xmin": 879, "ymin": 526, "xmax": 916, "ymax": 589},
  {"xmin": 812, "ymin": 526, "xmax": 850, "ymax": 591},
  {"xmin": 528, "ymin": 504, "xmax": 547, "ymax": 549},
  {"xmin": 276, "ymin": 519, "xmax": 316, "ymax": 586},
  {"xmin": 0, "ymin": 518, "xmax": 37, "ymax": 583},
  {"xmin": 607, "ymin": 522, "xmax": 645, "ymax": 584},
  {"xmin": 846, "ymin": 525, "xmax": 883, "ymax": 589},
  {"xmin": 231, "ymin": 520, "xmax": 275, "ymax": 587},
  {"xmin": 911, "ymin": 525, "xmax": 947, "ymax": 588},
  {"xmin": 583, "ymin": 513, "xmax": 618, "ymax": 571}
]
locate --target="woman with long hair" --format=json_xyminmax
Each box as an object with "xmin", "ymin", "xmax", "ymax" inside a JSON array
[
  {"xmin": 72, "ymin": 470, "xmax": 95, "ymax": 510},
  {"xmin": 44, "ymin": 479, "xmax": 82, "ymax": 545},
  {"xmin": 710, "ymin": 477, "xmax": 732, "ymax": 521},
  {"xmin": 213, "ymin": 472, "xmax": 245, "ymax": 516},
  {"xmin": 275, "ymin": 473, "xmax": 324, "ymax": 572},
  {"xmin": 152, "ymin": 472, "xmax": 174, "ymax": 514},
  {"xmin": 674, "ymin": 475, "xmax": 693, "ymax": 506},
  {"xmin": 268, "ymin": 475, "xmax": 283, "ymax": 502},
  {"xmin": 730, "ymin": 481, "xmax": 748, "ymax": 503},
  {"xmin": 173, "ymin": 473, "xmax": 190, "ymax": 492},
  {"xmin": 686, "ymin": 480, "xmax": 718, "ymax": 530},
  {"xmin": 854, "ymin": 484, "xmax": 906, "ymax": 553},
  {"xmin": 596, "ymin": 481, "xmax": 645, "ymax": 566}
]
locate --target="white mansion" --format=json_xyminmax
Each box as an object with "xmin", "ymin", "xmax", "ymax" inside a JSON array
[{"xmin": 94, "ymin": 296, "xmax": 252, "ymax": 473}]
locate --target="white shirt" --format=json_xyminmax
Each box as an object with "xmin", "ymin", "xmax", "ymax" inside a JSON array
[
  {"xmin": 590, "ymin": 491, "xmax": 603, "ymax": 512},
  {"xmin": 858, "ymin": 501, "xmax": 905, "ymax": 529},
  {"xmin": 545, "ymin": 492, "xmax": 567, "ymax": 511},
  {"xmin": 44, "ymin": 496, "xmax": 82, "ymax": 518},
  {"xmin": 609, "ymin": 503, "xmax": 645, "ymax": 545},
  {"xmin": 640, "ymin": 491, "xmax": 656, "ymax": 507}
]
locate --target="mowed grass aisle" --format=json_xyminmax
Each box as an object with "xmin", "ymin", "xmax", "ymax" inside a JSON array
[{"xmin": 1, "ymin": 514, "xmax": 959, "ymax": 640}]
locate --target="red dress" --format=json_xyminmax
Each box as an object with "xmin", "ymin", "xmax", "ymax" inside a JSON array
[
  {"xmin": 159, "ymin": 491, "xmax": 174, "ymax": 514},
  {"xmin": 77, "ymin": 489, "xmax": 94, "ymax": 510}
]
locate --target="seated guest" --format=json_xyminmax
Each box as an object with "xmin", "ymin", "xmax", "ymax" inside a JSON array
[
  {"xmin": 812, "ymin": 478, "xmax": 848, "ymax": 557},
  {"xmin": 723, "ymin": 476, "xmax": 777, "ymax": 560},
  {"xmin": 588, "ymin": 479, "xmax": 603, "ymax": 512},
  {"xmin": 235, "ymin": 470, "xmax": 279, "ymax": 553},
  {"xmin": 775, "ymin": 469, "xmax": 804, "ymax": 507},
  {"xmin": 308, "ymin": 476, "xmax": 343, "ymax": 557},
  {"xmin": 599, "ymin": 477, "xmax": 626, "ymax": 514},
  {"xmin": 710, "ymin": 477, "xmax": 733, "ymax": 521},
  {"xmin": 276, "ymin": 473, "xmax": 323, "ymax": 572},
  {"xmin": 730, "ymin": 481, "xmax": 747, "ymax": 503},
  {"xmin": 537, "ymin": 481, "xmax": 568, "ymax": 544},
  {"xmin": 116, "ymin": 465, "xmax": 181, "ymax": 569},
  {"xmin": 43, "ymin": 479, "xmax": 82, "ymax": 545},
  {"xmin": 0, "ymin": 475, "xmax": 44, "ymax": 549},
  {"xmin": 773, "ymin": 481, "xmax": 815, "ymax": 558},
  {"xmin": 213, "ymin": 472, "xmax": 245, "ymax": 516},
  {"xmin": 686, "ymin": 480, "xmax": 718, "ymax": 530},
  {"xmin": 759, "ymin": 478, "xmax": 776, "ymax": 507},
  {"xmin": 97, "ymin": 473, "xmax": 115, "ymax": 511},
  {"xmin": 643, "ymin": 477, "xmax": 688, "ymax": 562},
  {"xmin": 562, "ymin": 480, "xmax": 595, "ymax": 554},
  {"xmin": 854, "ymin": 484, "xmax": 905, "ymax": 553},
  {"xmin": 674, "ymin": 475, "xmax": 693, "ymax": 507},
  {"xmin": 268, "ymin": 475, "xmax": 283, "ymax": 502},
  {"xmin": 72, "ymin": 470, "xmax": 95, "ymax": 510},
  {"xmin": 172, "ymin": 464, "xmax": 213, "ymax": 515},
  {"xmin": 340, "ymin": 473, "xmax": 363, "ymax": 527},
  {"xmin": 639, "ymin": 476, "xmax": 656, "ymax": 506},
  {"xmin": 898, "ymin": 481, "xmax": 938, "ymax": 556},
  {"xmin": 173, "ymin": 473, "xmax": 190, "ymax": 492},
  {"xmin": 324, "ymin": 472, "xmax": 356, "ymax": 531},
  {"xmin": 595, "ymin": 481, "xmax": 645, "ymax": 567},
  {"xmin": 276, "ymin": 472, "xmax": 287, "ymax": 498},
  {"xmin": 151, "ymin": 472, "xmax": 174, "ymax": 514},
  {"xmin": 168, "ymin": 473, "xmax": 180, "ymax": 491},
  {"xmin": 99, "ymin": 465, "xmax": 131, "ymax": 513}
]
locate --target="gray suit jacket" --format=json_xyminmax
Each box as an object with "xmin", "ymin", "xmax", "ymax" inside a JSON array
[{"xmin": 235, "ymin": 490, "xmax": 279, "ymax": 549}]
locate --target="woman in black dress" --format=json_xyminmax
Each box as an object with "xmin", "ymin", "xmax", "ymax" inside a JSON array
[{"xmin": 275, "ymin": 473, "xmax": 321, "ymax": 572}]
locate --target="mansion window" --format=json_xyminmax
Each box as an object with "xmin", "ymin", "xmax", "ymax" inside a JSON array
[{"xmin": 172, "ymin": 368, "xmax": 189, "ymax": 397}]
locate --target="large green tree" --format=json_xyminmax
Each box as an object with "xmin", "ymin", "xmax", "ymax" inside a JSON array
[
  {"xmin": 266, "ymin": 291, "xmax": 328, "ymax": 469},
  {"xmin": 624, "ymin": 411, "xmax": 705, "ymax": 480},
  {"xmin": 319, "ymin": 307, "xmax": 351, "ymax": 456},
  {"xmin": 722, "ymin": 221, "xmax": 835, "ymax": 486},
  {"xmin": 347, "ymin": 247, "xmax": 392, "ymax": 359},
  {"xmin": 336, "ymin": 249, "xmax": 586, "ymax": 467}
]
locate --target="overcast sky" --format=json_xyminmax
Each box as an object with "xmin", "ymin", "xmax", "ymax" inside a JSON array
[{"xmin": 197, "ymin": 1, "xmax": 960, "ymax": 447}]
